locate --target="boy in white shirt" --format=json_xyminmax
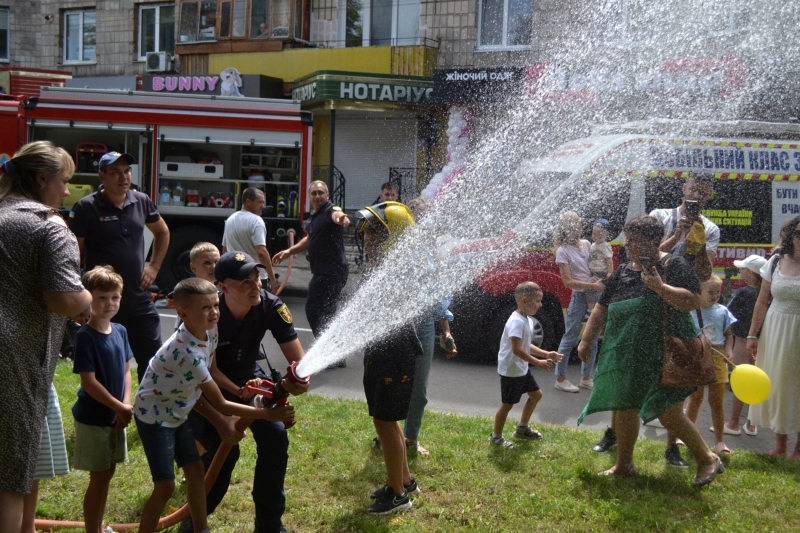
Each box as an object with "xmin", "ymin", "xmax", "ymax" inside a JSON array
[
  {"xmin": 490, "ymin": 282, "xmax": 563, "ymax": 448},
  {"xmin": 586, "ymin": 218, "xmax": 614, "ymax": 309},
  {"xmin": 134, "ymin": 278, "xmax": 295, "ymax": 533}
]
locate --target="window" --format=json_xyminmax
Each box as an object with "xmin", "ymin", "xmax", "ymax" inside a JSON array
[
  {"xmin": 478, "ymin": 0, "xmax": 532, "ymax": 49},
  {"xmin": 63, "ymin": 9, "xmax": 96, "ymax": 63},
  {"xmin": 338, "ymin": 0, "xmax": 419, "ymax": 47},
  {"xmin": 0, "ymin": 7, "xmax": 8, "ymax": 62},
  {"xmin": 250, "ymin": 0, "xmax": 291, "ymax": 39},
  {"xmin": 139, "ymin": 4, "xmax": 175, "ymax": 59},
  {"xmin": 178, "ymin": 1, "xmax": 217, "ymax": 42}
]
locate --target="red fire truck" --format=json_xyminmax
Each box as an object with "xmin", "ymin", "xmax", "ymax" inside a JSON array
[
  {"xmin": 447, "ymin": 121, "xmax": 800, "ymax": 363},
  {"xmin": 0, "ymin": 86, "xmax": 313, "ymax": 290}
]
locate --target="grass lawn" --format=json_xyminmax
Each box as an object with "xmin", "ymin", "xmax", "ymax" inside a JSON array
[{"xmin": 39, "ymin": 360, "xmax": 800, "ymax": 532}]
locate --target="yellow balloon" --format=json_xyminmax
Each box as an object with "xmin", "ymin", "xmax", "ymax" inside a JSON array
[{"xmin": 730, "ymin": 364, "xmax": 772, "ymax": 405}]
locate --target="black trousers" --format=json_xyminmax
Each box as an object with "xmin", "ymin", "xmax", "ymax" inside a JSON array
[
  {"xmin": 112, "ymin": 300, "xmax": 162, "ymax": 383},
  {"xmin": 183, "ymin": 409, "xmax": 289, "ymax": 533},
  {"xmin": 305, "ymin": 270, "xmax": 348, "ymax": 337}
]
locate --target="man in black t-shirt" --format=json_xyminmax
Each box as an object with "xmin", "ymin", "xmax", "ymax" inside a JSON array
[
  {"xmin": 69, "ymin": 152, "xmax": 170, "ymax": 382},
  {"xmin": 182, "ymin": 252, "xmax": 308, "ymax": 533},
  {"xmin": 272, "ymin": 181, "xmax": 350, "ymax": 340}
]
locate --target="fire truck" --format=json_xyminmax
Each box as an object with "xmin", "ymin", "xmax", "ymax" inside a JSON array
[
  {"xmin": 0, "ymin": 86, "xmax": 313, "ymax": 291},
  {"xmin": 447, "ymin": 121, "xmax": 800, "ymax": 363}
]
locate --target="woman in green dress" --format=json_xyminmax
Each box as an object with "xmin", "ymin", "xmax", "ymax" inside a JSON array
[{"xmin": 577, "ymin": 215, "xmax": 724, "ymax": 487}]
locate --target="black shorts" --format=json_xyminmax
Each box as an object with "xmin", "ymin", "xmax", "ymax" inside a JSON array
[
  {"xmin": 500, "ymin": 370, "xmax": 540, "ymax": 405},
  {"xmin": 363, "ymin": 325, "xmax": 421, "ymax": 421}
]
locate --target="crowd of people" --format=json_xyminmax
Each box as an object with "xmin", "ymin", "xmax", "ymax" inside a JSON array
[{"xmin": 1, "ymin": 139, "xmax": 799, "ymax": 530}]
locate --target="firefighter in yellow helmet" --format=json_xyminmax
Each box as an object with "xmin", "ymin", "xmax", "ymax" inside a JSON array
[
  {"xmin": 356, "ymin": 200, "xmax": 415, "ymax": 272},
  {"xmin": 354, "ymin": 200, "xmax": 423, "ymax": 514}
]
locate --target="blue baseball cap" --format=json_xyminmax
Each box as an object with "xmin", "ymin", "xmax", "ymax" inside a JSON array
[
  {"xmin": 594, "ymin": 218, "xmax": 611, "ymax": 232},
  {"xmin": 98, "ymin": 151, "xmax": 136, "ymax": 171}
]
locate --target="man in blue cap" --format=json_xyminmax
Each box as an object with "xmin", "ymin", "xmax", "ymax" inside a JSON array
[{"xmin": 69, "ymin": 151, "xmax": 170, "ymax": 382}]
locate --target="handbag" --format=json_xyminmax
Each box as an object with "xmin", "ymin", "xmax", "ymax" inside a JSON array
[{"xmin": 661, "ymin": 302, "xmax": 717, "ymax": 388}]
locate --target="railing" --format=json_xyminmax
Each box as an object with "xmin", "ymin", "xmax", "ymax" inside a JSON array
[
  {"xmin": 388, "ymin": 167, "xmax": 427, "ymax": 203},
  {"xmin": 312, "ymin": 165, "xmax": 346, "ymax": 209}
]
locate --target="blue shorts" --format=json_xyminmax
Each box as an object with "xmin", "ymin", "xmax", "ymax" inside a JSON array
[{"xmin": 135, "ymin": 416, "xmax": 200, "ymax": 482}]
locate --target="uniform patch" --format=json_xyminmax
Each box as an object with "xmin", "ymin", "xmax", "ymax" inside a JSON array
[{"xmin": 277, "ymin": 303, "xmax": 293, "ymax": 324}]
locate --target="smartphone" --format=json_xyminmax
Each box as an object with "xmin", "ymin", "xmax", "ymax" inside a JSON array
[
  {"xmin": 685, "ymin": 199, "xmax": 700, "ymax": 219},
  {"xmin": 639, "ymin": 257, "xmax": 654, "ymax": 271}
]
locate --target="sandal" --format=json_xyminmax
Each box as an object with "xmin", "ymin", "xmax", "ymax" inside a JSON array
[{"xmin": 406, "ymin": 439, "xmax": 430, "ymax": 456}]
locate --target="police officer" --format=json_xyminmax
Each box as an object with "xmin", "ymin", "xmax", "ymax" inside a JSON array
[
  {"xmin": 182, "ymin": 252, "xmax": 308, "ymax": 533},
  {"xmin": 273, "ymin": 180, "xmax": 349, "ymax": 340}
]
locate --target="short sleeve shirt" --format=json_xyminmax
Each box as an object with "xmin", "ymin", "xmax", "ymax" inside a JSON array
[
  {"xmin": 69, "ymin": 188, "xmax": 161, "ymax": 305},
  {"xmin": 599, "ymin": 254, "xmax": 701, "ymax": 307},
  {"xmin": 727, "ymin": 286, "xmax": 759, "ymax": 337},
  {"xmin": 588, "ymin": 241, "xmax": 613, "ymax": 274},
  {"xmin": 555, "ymin": 240, "xmax": 592, "ymax": 291},
  {"xmin": 215, "ymin": 289, "xmax": 298, "ymax": 387},
  {"xmin": 72, "ymin": 323, "xmax": 134, "ymax": 427},
  {"xmin": 222, "ymin": 210, "xmax": 266, "ymax": 261},
  {"xmin": 692, "ymin": 304, "xmax": 736, "ymax": 346},
  {"xmin": 497, "ymin": 311, "xmax": 533, "ymax": 377},
  {"xmin": 305, "ymin": 201, "xmax": 348, "ymax": 275},
  {"xmin": 133, "ymin": 325, "xmax": 218, "ymax": 427},
  {"xmin": 649, "ymin": 207, "xmax": 721, "ymax": 254}
]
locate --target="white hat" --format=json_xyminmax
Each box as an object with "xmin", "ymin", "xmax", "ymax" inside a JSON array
[{"xmin": 733, "ymin": 255, "xmax": 767, "ymax": 274}]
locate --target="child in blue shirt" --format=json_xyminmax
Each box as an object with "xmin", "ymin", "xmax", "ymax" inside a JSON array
[
  {"xmin": 72, "ymin": 266, "xmax": 134, "ymax": 533},
  {"xmin": 686, "ymin": 274, "xmax": 736, "ymax": 455}
]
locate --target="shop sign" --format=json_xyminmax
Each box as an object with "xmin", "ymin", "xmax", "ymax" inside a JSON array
[
  {"xmin": 143, "ymin": 70, "xmax": 284, "ymax": 99},
  {"xmin": 432, "ymin": 67, "xmax": 525, "ymax": 103},
  {"xmin": 292, "ymin": 73, "xmax": 434, "ymax": 106}
]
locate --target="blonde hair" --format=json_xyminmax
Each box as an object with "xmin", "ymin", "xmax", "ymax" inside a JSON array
[
  {"xmin": 190, "ymin": 242, "xmax": 220, "ymax": 263},
  {"xmin": 553, "ymin": 211, "xmax": 582, "ymax": 248},
  {"xmin": 515, "ymin": 281, "xmax": 542, "ymax": 304},
  {"xmin": 0, "ymin": 141, "xmax": 75, "ymax": 203},
  {"xmin": 82, "ymin": 265, "xmax": 123, "ymax": 293},
  {"xmin": 702, "ymin": 273, "xmax": 723, "ymax": 290}
]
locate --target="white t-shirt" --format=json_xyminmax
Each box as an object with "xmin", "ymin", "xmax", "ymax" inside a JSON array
[
  {"xmin": 555, "ymin": 240, "xmax": 592, "ymax": 292},
  {"xmin": 588, "ymin": 241, "xmax": 613, "ymax": 275},
  {"xmin": 497, "ymin": 311, "xmax": 533, "ymax": 377},
  {"xmin": 649, "ymin": 207, "xmax": 720, "ymax": 254},
  {"xmin": 134, "ymin": 324, "xmax": 218, "ymax": 427},
  {"xmin": 222, "ymin": 210, "xmax": 267, "ymax": 262}
]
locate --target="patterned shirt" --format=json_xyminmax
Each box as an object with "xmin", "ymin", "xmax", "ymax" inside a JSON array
[{"xmin": 134, "ymin": 324, "xmax": 218, "ymax": 427}]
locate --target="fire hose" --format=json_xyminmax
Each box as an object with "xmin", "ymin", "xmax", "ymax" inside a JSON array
[
  {"xmin": 273, "ymin": 228, "xmax": 296, "ymax": 297},
  {"xmin": 34, "ymin": 363, "xmax": 309, "ymax": 532}
]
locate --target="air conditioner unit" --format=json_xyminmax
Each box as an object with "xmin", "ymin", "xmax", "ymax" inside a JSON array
[{"xmin": 146, "ymin": 51, "xmax": 172, "ymax": 73}]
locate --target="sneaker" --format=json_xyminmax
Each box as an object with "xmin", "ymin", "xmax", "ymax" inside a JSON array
[
  {"xmin": 489, "ymin": 435, "xmax": 514, "ymax": 448},
  {"xmin": 665, "ymin": 444, "xmax": 689, "ymax": 468},
  {"xmin": 555, "ymin": 380, "xmax": 580, "ymax": 393},
  {"xmin": 579, "ymin": 379, "xmax": 594, "ymax": 390},
  {"xmin": 512, "ymin": 426, "xmax": 543, "ymax": 440},
  {"xmin": 370, "ymin": 478, "xmax": 421, "ymax": 499},
  {"xmin": 367, "ymin": 488, "xmax": 412, "ymax": 514},
  {"xmin": 592, "ymin": 427, "xmax": 617, "ymax": 453}
]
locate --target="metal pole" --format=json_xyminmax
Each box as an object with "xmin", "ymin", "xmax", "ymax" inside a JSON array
[{"xmin": 328, "ymin": 109, "xmax": 336, "ymax": 187}]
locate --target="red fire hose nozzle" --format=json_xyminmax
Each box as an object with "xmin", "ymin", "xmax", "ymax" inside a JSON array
[{"xmin": 246, "ymin": 362, "xmax": 310, "ymax": 429}]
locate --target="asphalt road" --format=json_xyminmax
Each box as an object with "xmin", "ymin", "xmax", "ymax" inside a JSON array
[{"xmin": 156, "ymin": 293, "xmax": 776, "ymax": 456}]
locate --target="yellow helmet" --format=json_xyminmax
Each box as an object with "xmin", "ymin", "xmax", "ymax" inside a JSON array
[{"xmin": 356, "ymin": 201, "xmax": 415, "ymax": 253}]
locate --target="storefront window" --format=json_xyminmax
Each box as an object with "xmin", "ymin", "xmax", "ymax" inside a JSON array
[
  {"xmin": 63, "ymin": 9, "xmax": 96, "ymax": 63},
  {"xmin": 139, "ymin": 4, "xmax": 175, "ymax": 59},
  {"xmin": 479, "ymin": 0, "xmax": 532, "ymax": 49}
]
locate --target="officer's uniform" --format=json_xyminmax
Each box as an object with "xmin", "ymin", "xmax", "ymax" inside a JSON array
[
  {"xmin": 304, "ymin": 200, "xmax": 348, "ymax": 337},
  {"xmin": 68, "ymin": 186, "xmax": 162, "ymax": 382},
  {"xmin": 185, "ymin": 288, "xmax": 296, "ymax": 533}
]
